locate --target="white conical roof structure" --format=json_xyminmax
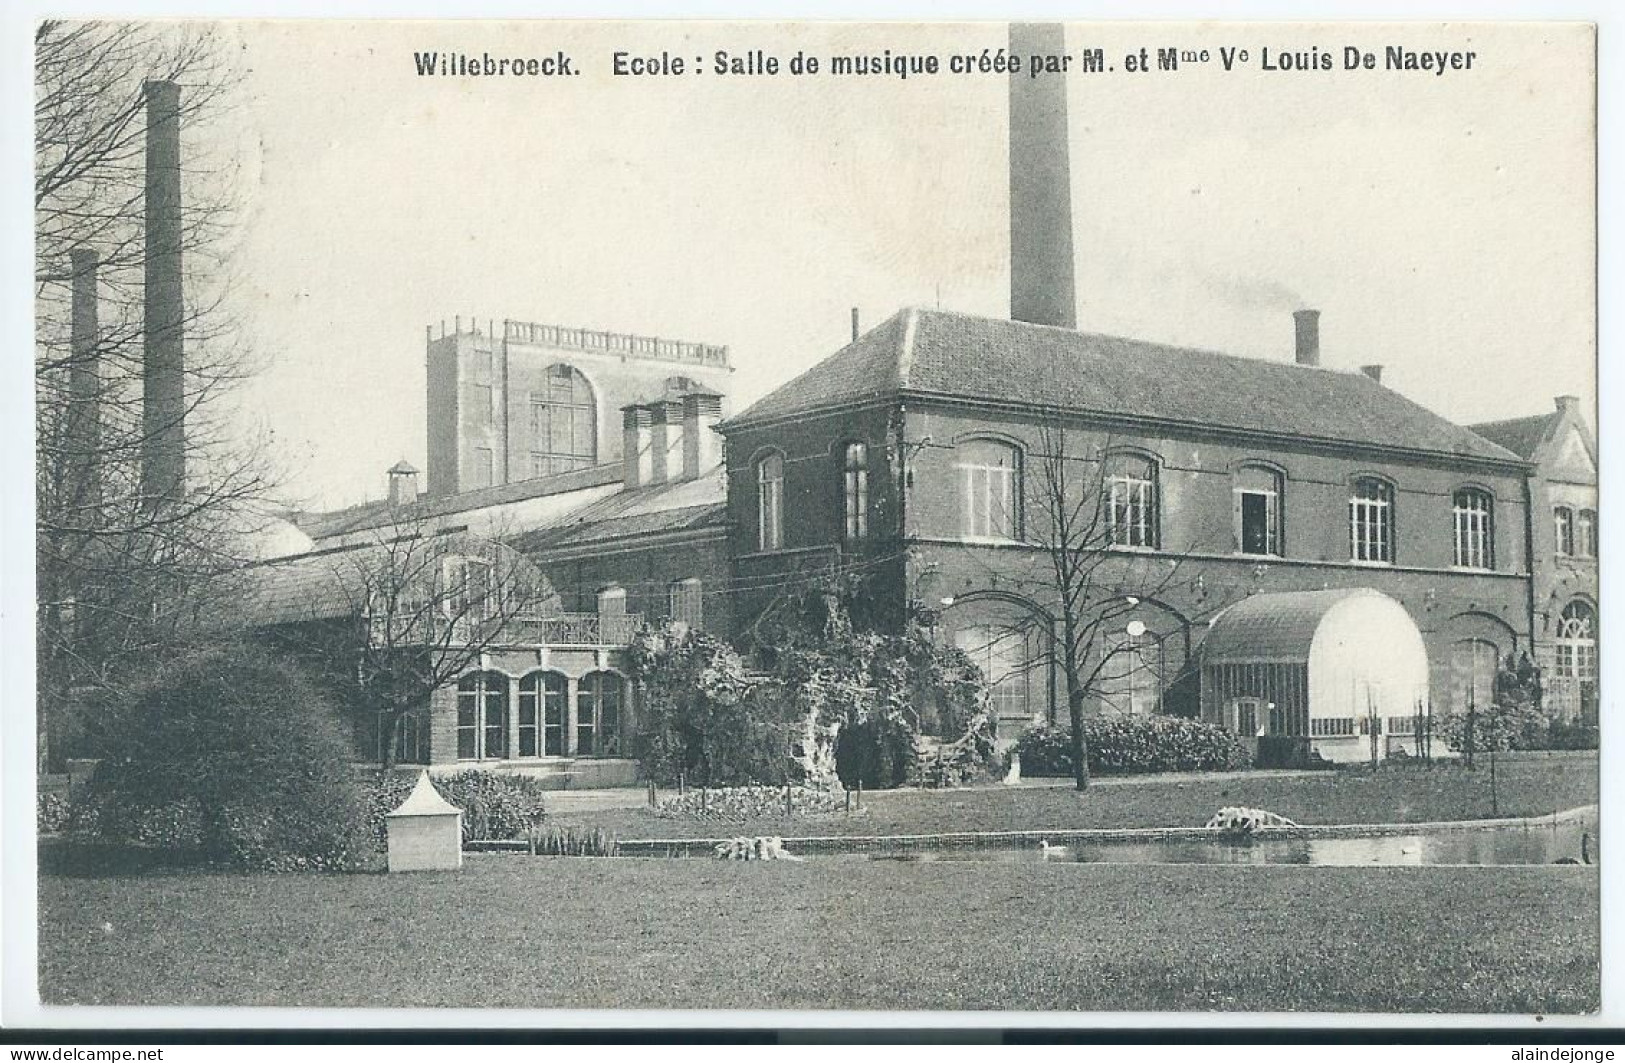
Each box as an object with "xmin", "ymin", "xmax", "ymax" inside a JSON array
[{"xmin": 386, "ymin": 771, "xmax": 461, "ymax": 818}]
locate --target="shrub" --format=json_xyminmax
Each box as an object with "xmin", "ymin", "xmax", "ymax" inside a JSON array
[
  {"xmin": 37, "ymin": 791, "xmax": 72, "ymax": 835},
  {"xmin": 653, "ymin": 784, "xmax": 851, "ymax": 822},
  {"xmin": 1514, "ymin": 720, "xmax": 1599, "ymax": 752},
  {"xmin": 83, "ymin": 643, "xmax": 369, "ymax": 871},
  {"xmin": 529, "ymin": 825, "xmax": 618, "ymax": 857},
  {"xmin": 365, "ymin": 769, "xmax": 549, "ymax": 846},
  {"xmin": 1016, "ymin": 715, "xmax": 1251, "ymax": 777}
]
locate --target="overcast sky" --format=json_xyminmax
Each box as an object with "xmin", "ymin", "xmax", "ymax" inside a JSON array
[{"xmin": 205, "ymin": 21, "xmax": 1594, "ymax": 509}]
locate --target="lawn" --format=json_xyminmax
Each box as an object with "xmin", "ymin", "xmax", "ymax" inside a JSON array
[
  {"xmin": 555, "ymin": 753, "xmax": 1599, "ymax": 841},
  {"xmin": 38, "ymin": 857, "xmax": 1598, "ymax": 1012}
]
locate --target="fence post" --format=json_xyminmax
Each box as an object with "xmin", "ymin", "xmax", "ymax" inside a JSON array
[{"xmin": 856, "ymin": 779, "xmax": 863, "ymax": 810}]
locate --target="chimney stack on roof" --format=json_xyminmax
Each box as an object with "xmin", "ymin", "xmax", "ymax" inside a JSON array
[
  {"xmin": 1293, "ymin": 309, "xmax": 1321, "ymax": 367},
  {"xmin": 387, "ymin": 460, "xmax": 419, "ymax": 507},
  {"xmin": 142, "ymin": 79, "xmax": 186, "ymax": 506},
  {"xmin": 851, "ymin": 307, "xmax": 860, "ymax": 344},
  {"xmin": 649, "ymin": 398, "xmax": 686, "ymax": 485},
  {"xmin": 1008, "ymin": 23, "xmax": 1077, "ymax": 330},
  {"xmin": 1555, "ymin": 394, "xmax": 1580, "ymax": 414},
  {"xmin": 681, "ymin": 390, "xmax": 724, "ymax": 480},
  {"xmin": 1360, "ymin": 364, "xmax": 1384, "ymax": 384},
  {"xmin": 622, "ymin": 404, "xmax": 654, "ymax": 489}
]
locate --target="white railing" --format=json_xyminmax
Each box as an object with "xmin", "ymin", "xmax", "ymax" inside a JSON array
[{"xmin": 503, "ymin": 319, "xmax": 728, "ymax": 367}]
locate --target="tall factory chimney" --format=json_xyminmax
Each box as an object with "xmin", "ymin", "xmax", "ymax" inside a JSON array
[
  {"xmin": 142, "ymin": 79, "xmax": 185, "ymax": 504},
  {"xmin": 1293, "ymin": 309, "xmax": 1321, "ymax": 367},
  {"xmin": 1008, "ymin": 22, "xmax": 1077, "ymax": 329},
  {"xmin": 68, "ymin": 247, "xmax": 102, "ymax": 514}
]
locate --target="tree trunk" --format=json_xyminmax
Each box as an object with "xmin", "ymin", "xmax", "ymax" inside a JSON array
[{"xmin": 1067, "ymin": 686, "xmax": 1090, "ymax": 791}]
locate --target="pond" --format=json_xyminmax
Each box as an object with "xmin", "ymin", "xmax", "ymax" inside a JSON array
[{"xmin": 841, "ymin": 822, "xmax": 1595, "ymax": 868}]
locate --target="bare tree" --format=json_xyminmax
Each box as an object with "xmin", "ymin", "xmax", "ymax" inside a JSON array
[
  {"xmin": 34, "ymin": 22, "xmax": 272, "ymax": 767},
  {"xmin": 996, "ymin": 423, "xmax": 1208, "ymax": 790},
  {"xmin": 286, "ymin": 510, "xmax": 554, "ymax": 768}
]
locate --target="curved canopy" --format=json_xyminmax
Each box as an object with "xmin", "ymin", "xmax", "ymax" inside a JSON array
[{"xmin": 1204, "ymin": 588, "xmax": 1419, "ymax": 666}]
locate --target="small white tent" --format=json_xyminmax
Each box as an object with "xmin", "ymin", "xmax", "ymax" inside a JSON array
[{"xmin": 1202, "ymin": 588, "xmax": 1431, "ymax": 764}]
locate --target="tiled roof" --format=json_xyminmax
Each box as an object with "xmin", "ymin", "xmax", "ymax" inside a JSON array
[
  {"xmin": 1468, "ymin": 413, "xmax": 1558, "ymax": 460},
  {"xmin": 298, "ymin": 463, "xmax": 625, "ymax": 540},
  {"xmin": 727, "ymin": 308, "xmax": 1522, "ymax": 464},
  {"xmin": 515, "ymin": 467, "xmax": 728, "ymax": 552}
]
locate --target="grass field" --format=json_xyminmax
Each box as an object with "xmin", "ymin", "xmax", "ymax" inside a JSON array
[
  {"xmin": 556, "ymin": 753, "xmax": 1599, "ymax": 841},
  {"xmin": 38, "ymin": 857, "xmax": 1598, "ymax": 1012}
]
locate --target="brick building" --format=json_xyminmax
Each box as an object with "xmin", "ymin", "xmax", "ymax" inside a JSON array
[
  {"xmin": 1471, "ymin": 398, "xmax": 1599, "ymax": 722},
  {"xmin": 717, "ymin": 306, "xmax": 1537, "ymax": 762}
]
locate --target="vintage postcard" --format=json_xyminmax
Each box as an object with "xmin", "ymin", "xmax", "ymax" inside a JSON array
[{"xmin": 18, "ymin": 18, "xmax": 1600, "ymax": 1024}]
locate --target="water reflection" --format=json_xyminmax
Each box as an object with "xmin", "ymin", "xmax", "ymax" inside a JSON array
[{"xmin": 853, "ymin": 822, "xmax": 1592, "ymax": 867}]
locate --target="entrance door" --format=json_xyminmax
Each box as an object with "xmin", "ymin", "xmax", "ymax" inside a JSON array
[{"xmin": 1227, "ymin": 697, "xmax": 1266, "ymax": 763}]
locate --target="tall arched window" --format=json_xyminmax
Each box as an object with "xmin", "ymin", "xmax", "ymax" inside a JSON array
[
  {"xmin": 1106, "ymin": 453, "xmax": 1158, "ymax": 549},
  {"xmin": 529, "ymin": 364, "xmax": 597, "ymax": 477},
  {"xmin": 1349, "ymin": 477, "xmax": 1395, "ymax": 563},
  {"xmin": 517, "ymin": 672, "xmax": 567, "ymax": 757},
  {"xmin": 576, "ymin": 672, "xmax": 625, "ymax": 757},
  {"xmin": 1554, "ymin": 506, "xmax": 1575, "ymax": 557},
  {"xmin": 1234, "ymin": 464, "xmax": 1284, "ymax": 557},
  {"xmin": 457, "ymin": 671, "xmax": 508, "ymax": 761},
  {"xmin": 1449, "ymin": 639, "xmax": 1499, "ymax": 713},
  {"xmin": 1452, "ymin": 488, "xmax": 1495, "ymax": 569},
  {"xmin": 1556, "ymin": 601, "xmax": 1597, "ymax": 685},
  {"xmin": 756, "ymin": 453, "xmax": 784, "ymax": 551},
  {"xmin": 843, "ymin": 442, "xmax": 869, "ymax": 539},
  {"xmin": 954, "ymin": 626, "xmax": 1033, "ymax": 725},
  {"xmin": 957, "ymin": 439, "xmax": 1021, "ymax": 540}
]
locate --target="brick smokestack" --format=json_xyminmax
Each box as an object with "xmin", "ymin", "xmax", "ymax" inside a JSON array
[
  {"xmin": 68, "ymin": 247, "xmax": 102, "ymax": 514},
  {"xmin": 142, "ymin": 80, "xmax": 185, "ymax": 504},
  {"xmin": 1008, "ymin": 22, "xmax": 1076, "ymax": 329},
  {"xmin": 1293, "ymin": 309, "xmax": 1321, "ymax": 367}
]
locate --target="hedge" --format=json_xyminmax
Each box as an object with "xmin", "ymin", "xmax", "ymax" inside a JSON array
[{"xmin": 1016, "ymin": 716, "xmax": 1251, "ymax": 777}]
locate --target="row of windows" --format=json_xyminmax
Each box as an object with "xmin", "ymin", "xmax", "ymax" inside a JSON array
[
  {"xmin": 751, "ymin": 439, "xmax": 1509, "ymax": 569},
  {"xmin": 455, "ymin": 670, "xmax": 625, "ymax": 760},
  {"xmin": 1554, "ymin": 506, "xmax": 1598, "ymax": 559}
]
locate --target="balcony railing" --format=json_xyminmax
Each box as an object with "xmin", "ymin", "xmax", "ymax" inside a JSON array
[
  {"xmin": 502, "ymin": 318, "xmax": 729, "ymax": 368},
  {"xmin": 508, "ymin": 612, "xmax": 644, "ymax": 647},
  {"xmin": 368, "ymin": 611, "xmax": 645, "ymax": 648}
]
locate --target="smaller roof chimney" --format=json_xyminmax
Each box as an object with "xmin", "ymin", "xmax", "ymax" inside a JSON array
[
  {"xmin": 1555, "ymin": 394, "xmax": 1580, "ymax": 414},
  {"xmin": 1360, "ymin": 365, "xmax": 1384, "ymax": 384},
  {"xmin": 387, "ymin": 460, "xmax": 419, "ymax": 507},
  {"xmin": 1293, "ymin": 309, "xmax": 1321, "ymax": 367},
  {"xmin": 622, "ymin": 404, "xmax": 653, "ymax": 489},
  {"xmin": 851, "ymin": 308, "xmax": 860, "ymax": 344}
]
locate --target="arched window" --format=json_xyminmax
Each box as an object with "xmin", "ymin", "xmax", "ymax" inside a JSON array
[
  {"xmin": 1575, "ymin": 509, "xmax": 1597, "ymax": 559},
  {"xmin": 1449, "ymin": 639, "xmax": 1499, "ymax": 713},
  {"xmin": 1452, "ymin": 488, "xmax": 1495, "ymax": 569},
  {"xmin": 957, "ymin": 439, "xmax": 1021, "ymax": 540},
  {"xmin": 576, "ymin": 672, "xmax": 625, "ymax": 757},
  {"xmin": 954, "ymin": 626, "xmax": 1034, "ymax": 726},
  {"xmin": 1554, "ymin": 506, "xmax": 1574, "ymax": 557},
  {"xmin": 1556, "ymin": 602, "xmax": 1597, "ymax": 684},
  {"xmin": 756, "ymin": 453, "xmax": 784, "ymax": 551},
  {"xmin": 1106, "ymin": 453, "xmax": 1158, "ymax": 549},
  {"xmin": 1349, "ymin": 477, "xmax": 1395, "ymax": 563},
  {"xmin": 843, "ymin": 442, "xmax": 869, "ymax": 539},
  {"xmin": 529, "ymin": 364, "xmax": 596, "ymax": 477},
  {"xmin": 1234, "ymin": 464, "xmax": 1284, "ymax": 557},
  {"xmin": 1100, "ymin": 629, "xmax": 1165, "ymax": 715},
  {"xmin": 456, "ymin": 671, "xmax": 508, "ymax": 761},
  {"xmin": 517, "ymin": 672, "xmax": 567, "ymax": 757}
]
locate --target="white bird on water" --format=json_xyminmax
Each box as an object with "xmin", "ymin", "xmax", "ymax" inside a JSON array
[{"xmin": 1039, "ymin": 839, "xmax": 1069, "ymax": 859}]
